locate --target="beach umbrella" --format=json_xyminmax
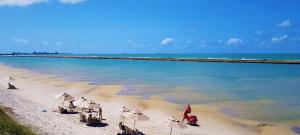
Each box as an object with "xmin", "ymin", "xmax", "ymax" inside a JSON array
[
  {"xmin": 73, "ymin": 97, "xmax": 88, "ymax": 107},
  {"xmin": 54, "ymin": 92, "xmax": 67, "ymax": 99},
  {"xmin": 121, "ymin": 110, "xmax": 149, "ymax": 129},
  {"xmin": 88, "ymin": 103, "xmax": 101, "ymax": 110},
  {"xmin": 54, "ymin": 92, "xmax": 74, "ymax": 101},
  {"xmin": 75, "ymin": 99, "xmax": 95, "ymax": 109},
  {"xmin": 88, "ymin": 103, "xmax": 102, "ymax": 118},
  {"xmin": 7, "ymin": 76, "xmax": 15, "ymax": 83},
  {"xmin": 166, "ymin": 116, "xmax": 187, "ymax": 135},
  {"xmin": 120, "ymin": 107, "xmax": 130, "ymax": 124}
]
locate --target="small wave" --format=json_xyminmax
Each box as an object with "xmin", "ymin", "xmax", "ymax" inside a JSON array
[
  {"xmin": 206, "ymin": 57, "xmax": 231, "ymax": 60},
  {"xmin": 241, "ymin": 58, "xmax": 261, "ymax": 60}
]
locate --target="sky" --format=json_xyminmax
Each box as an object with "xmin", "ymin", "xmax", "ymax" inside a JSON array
[{"xmin": 0, "ymin": 0, "xmax": 300, "ymax": 54}]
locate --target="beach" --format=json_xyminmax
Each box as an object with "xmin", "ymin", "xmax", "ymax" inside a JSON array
[
  {"xmin": 1, "ymin": 0, "xmax": 300, "ymax": 134},
  {"xmin": 0, "ymin": 63, "xmax": 297, "ymax": 135}
]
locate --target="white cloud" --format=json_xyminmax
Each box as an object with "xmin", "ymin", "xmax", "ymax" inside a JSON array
[
  {"xmin": 0, "ymin": 0, "xmax": 47, "ymax": 7},
  {"xmin": 59, "ymin": 0, "xmax": 86, "ymax": 4},
  {"xmin": 256, "ymin": 30, "xmax": 263, "ymax": 35},
  {"xmin": 277, "ymin": 20, "xmax": 291, "ymax": 27},
  {"xmin": 271, "ymin": 35, "xmax": 288, "ymax": 42},
  {"xmin": 186, "ymin": 40, "xmax": 192, "ymax": 44},
  {"xmin": 127, "ymin": 39, "xmax": 135, "ymax": 44},
  {"xmin": 13, "ymin": 38, "xmax": 29, "ymax": 44},
  {"xmin": 42, "ymin": 41, "xmax": 48, "ymax": 45},
  {"xmin": 161, "ymin": 38, "xmax": 174, "ymax": 45},
  {"xmin": 54, "ymin": 41, "xmax": 63, "ymax": 45},
  {"xmin": 226, "ymin": 38, "xmax": 242, "ymax": 45},
  {"xmin": 291, "ymin": 37, "xmax": 300, "ymax": 41}
]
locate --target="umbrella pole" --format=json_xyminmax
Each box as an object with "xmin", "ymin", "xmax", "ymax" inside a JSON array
[
  {"xmin": 170, "ymin": 127, "xmax": 172, "ymax": 135},
  {"xmin": 133, "ymin": 120, "xmax": 136, "ymax": 130}
]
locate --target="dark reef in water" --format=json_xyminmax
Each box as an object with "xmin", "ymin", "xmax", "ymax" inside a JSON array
[
  {"xmin": 0, "ymin": 51, "xmax": 67, "ymax": 55},
  {"xmin": 1, "ymin": 55, "xmax": 300, "ymax": 64},
  {"xmin": 292, "ymin": 127, "xmax": 300, "ymax": 134}
]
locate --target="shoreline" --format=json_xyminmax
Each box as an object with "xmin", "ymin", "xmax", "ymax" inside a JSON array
[
  {"xmin": 1, "ymin": 55, "xmax": 300, "ymax": 64},
  {"xmin": 0, "ymin": 63, "xmax": 297, "ymax": 135}
]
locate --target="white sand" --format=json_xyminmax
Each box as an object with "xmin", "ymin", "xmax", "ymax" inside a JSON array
[{"xmin": 0, "ymin": 64, "xmax": 296, "ymax": 135}]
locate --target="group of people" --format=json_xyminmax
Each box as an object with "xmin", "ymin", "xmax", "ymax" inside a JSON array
[
  {"xmin": 5, "ymin": 76, "xmax": 198, "ymax": 135},
  {"xmin": 57, "ymin": 93, "xmax": 199, "ymax": 135},
  {"xmin": 58, "ymin": 94, "xmax": 103, "ymax": 126}
]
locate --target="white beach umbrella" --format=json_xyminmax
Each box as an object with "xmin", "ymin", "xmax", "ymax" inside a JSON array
[
  {"xmin": 76, "ymin": 99, "xmax": 95, "ymax": 109},
  {"xmin": 54, "ymin": 92, "xmax": 67, "ymax": 99},
  {"xmin": 54, "ymin": 92, "xmax": 74, "ymax": 101},
  {"xmin": 121, "ymin": 110, "xmax": 149, "ymax": 129},
  {"xmin": 88, "ymin": 103, "xmax": 101, "ymax": 110},
  {"xmin": 73, "ymin": 97, "xmax": 88, "ymax": 107},
  {"xmin": 165, "ymin": 116, "xmax": 187, "ymax": 135},
  {"xmin": 63, "ymin": 95, "xmax": 74, "ymax": 101},
  {"xmin": 7, "ymin": 76, "xmax": 15, "ymax": 83}
]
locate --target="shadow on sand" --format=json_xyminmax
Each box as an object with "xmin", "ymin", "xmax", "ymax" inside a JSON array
[
  {"xmin": 61, "ymin": 112, "xmax": 79, "ymax": 115},
  {"xmin": 87, "ymin": 122, "xmax": 109, "ymax": 127},
  {"xmin": 188, "ymin": 123, "xmax": 200, "ymax": 127}
]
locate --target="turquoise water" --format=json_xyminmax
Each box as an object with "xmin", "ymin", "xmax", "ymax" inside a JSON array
[{"xmin": 0, "ymin": 54, "xmax": 300, "ymax": 123}]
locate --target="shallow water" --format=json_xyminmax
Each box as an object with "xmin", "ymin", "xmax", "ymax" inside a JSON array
[{"xmin": 0, "ymin": 54, "xmax": 300, "ymax": 123}]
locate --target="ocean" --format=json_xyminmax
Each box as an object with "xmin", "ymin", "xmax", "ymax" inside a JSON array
[{"xmin": 0, "ymin": 54, "xmax": 300, "ymax": 123}]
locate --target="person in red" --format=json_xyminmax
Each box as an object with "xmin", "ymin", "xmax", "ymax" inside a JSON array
[{"xmin": 182, "ymin": 104, "xmax": 198, "ymax": 126}]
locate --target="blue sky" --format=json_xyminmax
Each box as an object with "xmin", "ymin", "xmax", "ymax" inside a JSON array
[{"xmin": 0, "ymin": 0, "xmax": 300, "ymax": 53}]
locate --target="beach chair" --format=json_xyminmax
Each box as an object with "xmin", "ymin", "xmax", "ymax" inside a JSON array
[
  {"xmin": 79, "ymin": 110, "xmax": 87, "ymax": 122},
  {"xmin": 117, "ymin": 122, "xmax": 144, "ymax": 135},
  {"xmin": 79, "ymin": 105, "xmax": 103, "ymax": 126},
  {"xmin": 7, "ymin": 83, "xmax": 16, "ymax": 89},
  {"xmin": 58, "ymin": 100, "xmax": 77, "ymax": 114},
  {"xmin": 86, "ymin": 113, "xmax": 101, "ymax": 125}
]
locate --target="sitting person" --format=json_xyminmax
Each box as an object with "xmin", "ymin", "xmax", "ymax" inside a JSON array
[
  {"xmin": 86, "ymin": 113, "xmax": 101, "ymax": 125},
  {"xmin": 182, "ymin": 104, "xmax": 198, "ymax": 126},
  {"xmin": 87, "ymin": 114, "xmax": 94, "ymax": 125},
  {"xmin": 118, "ymin": 122, "xmax": 127, "ymax": 135},
  {"xmin": 80, "ymin": 112, "xmax": 87, "ymax": 122},
  {"xmin": 87, "ymin": 114, "xmax": 93, "ymax": 121},
  {"xmin": 117, "ymin": 122, "xmax": 144, "ymax": 135},
  {"xmin": 7, "ymin": 83, "xmax": 16, "ymax": 89},
  {"xmin": 68, "ymin": 100, "xmax": 75, "ymax": 109}
]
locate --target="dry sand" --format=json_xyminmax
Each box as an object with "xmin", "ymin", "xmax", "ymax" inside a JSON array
[{"xmin": 0, "ymin": 64, "xmax": 297, "ymax": 135}]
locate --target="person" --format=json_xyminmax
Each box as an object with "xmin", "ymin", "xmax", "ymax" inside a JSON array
[
  {"xmin": 182, "ymin": 104, "xmax": 191, "ymax": 122},
  {"xmin": 80, "ymin": 111, "xmax": 87, "ymax": 122},
  {"xmin": 68, "ymin": 100, "xmax": 75, "ymax": 109},
  {"xmin": 88, "ymin": 114, "xmax": 92, "ymax": 120},
  {"xmin": 98, "ymin": 108, "xmax": 102, "ymax": 120},
  {"xmin": 182, "ymin": 104, "xmax": 198, "ymax": 126},
  {"xmin": 118, "ymin": 122, "xmax": 126, "ymax": 134},
  {"xmin": 87, "ymin": 114, "xmax": 93, "ymax": 124}
]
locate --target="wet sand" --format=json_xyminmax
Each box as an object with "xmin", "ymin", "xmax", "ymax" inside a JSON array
[{"xmin": 0, "ymin": 64, "xmax": 297, "ymax": 135}]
